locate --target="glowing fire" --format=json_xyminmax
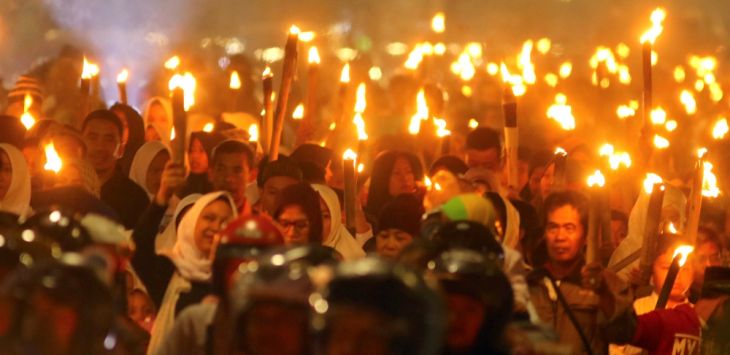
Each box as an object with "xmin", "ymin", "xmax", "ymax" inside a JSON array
[
  {"xmin": 168, "ymin": 72, "xmax": 197, "ymax": 111},
  {"xmin": 164, "ymin": 56, "xmax": 181, "ymax": 70},
  {"xmin": 640, "ymin": 7, "xmax": 667, "ymax": 44},
  {"xmin": 116, "ymin": 69, "xmax": 129, "ymax": 83},
  {"xmin": 468, "ymin": 119, "xmax": 479, "ymax": 129},
  {"xmin": 616, "ymin": 105, "xmax": 636, "ymax": 119},
  {"xmin": 518, "ymin": 40, "xmax": 536, "ymax": 84},
  {"xmin": 292, "ymin": 104, "xmax": 305, "ymax": 120},
  {"xmin": 298, "ymin": 31, "xmax": 315, "ymax": 42},
  {"xmin": 702, "ymin": 161, "xmax": 721, "ymax": 198},
  {"xmin": 288, "ymin": 25, "xmax": 301, "ymax": 36},
  {"xmin": 43, "ymin": 143, "xmax": 63, "ymax": 173},
  {"xmin": 262, "ymin": 66, "xmax": 273, "ymax": 79},
  {"xmin": 431, "ymin": 12, "xmax": 445, "ymax": 33},
  {"xmin": 679, "ymin": 90, "xmax": 697, "ymax": 115},
  {"xmin": 340, "ymin": 63, "xmax": 351, "ymax": 83},
  {"xmin": 343, "ymin": 148, "xmax": 357, "ymax": 161},
  {"xmin": 536, "ymin": 38, "xmax": 551, "ymax": 54},
  {"xmin": 653, "ymin": 134, "xmax": 670, "ymax": 149},
  {"xmin": 81, "ymin": 57, "xmax": 100, "ymax": 79},
  {"xmin": 559, "ymin": 62, "xmax": 573, "ymax": 79},
  {"xmin": 20, "ymin": 93, "xmax": 36, "ymax": 130},
  {"xmin": 665, "ymin": 120, "xmax": 678, "ymax": 132},
  {"xmin": 666, "ymin": 222, "xmax": 678, "ymax": 234},
  {"xmin": 433, "ymin": 117, "xmax": 451, "ymax": 138},
  {"xmin": 353, "ymin": 113, "xmax": 368, "ymax": 141},
  {"xmin": 546, "ymin": 93, "xmax": 576, "ymax": 131},
  {"xmin": 354, "ymin": 83, "xmax": 367, "ymax": 114},
  {"xmin": 650, "ymin": 107, "xmax": 667, "ymax": 125},
  {"xmin": 170, "ymin": 127, "xmax": 175, "ymax": 141},
  {"xmin": 408, "ymin": 89, "xmax": 429, "ymax": 135},
  {"xmin": 643, "ymin": 173, "xmax": 663, "ymax": 194},
  {"xmin": 308, "ymin": 47, "xmax": 321, "ymax": 64},
  {"xmin": 599, "ymin": 144, "xmax": 631, "ymax": 170},
  {"xmin": 672, "ymin": 245, "xmax": 694, "ymax": 267},
  {"xmin": 674, "ymin": 66, "xmax": 686, "ymax": 83},
  {"xmin": 229, "ymin": 71, "xmax": 242, "ymax": 90},
  {"xmin": 586, "ymin": 169, "xmax": 606, "ymax": 188},
  {"xmin": 202, "ymin": 122, "xmax": 214, "ymax": 132},
  {"xmin": 712, "ymin": 118, "xmax": 728, "ymax": 140},
  {"xmin": 452, "ymin": 52, "xmax": 476, "ymax": 81},
  {"xmin": 554, "ymin": 147, "xmax": 568, "ymax": 156},
  {"xmin": 500, "ymin": 63, "xmax": 527, "ymax": 97},
  {"xmin": 248, "ymin": 123, "xmax": 259, "ymax": 142}
]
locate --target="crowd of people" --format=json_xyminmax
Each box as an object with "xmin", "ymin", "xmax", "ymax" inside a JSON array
[{"xmin": 0, "ymin": 39, "xmax": 728, "ymax": 355}]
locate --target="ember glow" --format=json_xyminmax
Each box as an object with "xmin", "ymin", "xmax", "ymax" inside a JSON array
[
  {"xmin": 586, "ymin": 169, "xmax": 606, "ymax": 188},
  {"xmin": 116, "ymin": 69, "xmax": 129, "ymax": 83},
  {"xmin": 643, "ymin": 173, "xmax": 663, "ymax": 194},
  {"xmin": 546, "ymin": 93, "xmax": 576, "ymax": 131},
  {"xmin": 229, "ymin": 70, "xmax": 242, "ymax": 89},
  {"xmin": 20, "ymin": 93, "xmax": 36, "ymax": 130},
  {"xmin": 43, "ymin": 143, "xmax": 63, "ymax": 173}
]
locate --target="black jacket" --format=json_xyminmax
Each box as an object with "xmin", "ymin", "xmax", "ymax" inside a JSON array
[{"xmin": 101, "ymin": 167, "xmax": 150, "ymax": 229}]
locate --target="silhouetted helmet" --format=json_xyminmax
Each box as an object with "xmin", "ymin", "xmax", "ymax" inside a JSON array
[
  {"xmin": 428, "ymin": 248, "xmax": 514, "ymax": 354},
  {"xmin": 21, "ymin": 209, "xmax": 91, "ymax": 252},
  {"xmin": 314, "ymin": 257, "xmax": 445, "ymax": 355},
  {"xmin": 0, "ymin": 211, "xmax": 58, "ymax": 278},
  {"xmin": 431, "ymin": 220, "xmax": 504, "ymax": 266}
]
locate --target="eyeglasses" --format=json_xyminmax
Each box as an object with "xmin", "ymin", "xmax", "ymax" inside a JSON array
[
  {"xmin": 278, "ymin": 219, "xmax": 310, "ymax": 231},
  {"xmin": 545, "ymin": 222, "xmax": 579, "ymax": 237}
]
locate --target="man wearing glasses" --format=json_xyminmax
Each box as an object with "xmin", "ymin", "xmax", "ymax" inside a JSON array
[{"xmin": 528, "ymin": 190, "xmax": 631, "ymax": 355}]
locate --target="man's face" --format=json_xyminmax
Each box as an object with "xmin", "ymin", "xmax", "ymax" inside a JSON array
[
  {"xmin": 545, "ymin": 205, "xmax": 585, "ymax": 264},
  {"xmin": 82, "ymin": 119, "xmax": 121, "ymax": 172},
  {"xmin": 261, "ymin": 176, "xmax": 299, "ymax": 215},
  {"xmin": 610, "ymin": 219, "xmax": 628, "ymax": 249},
  {"xmin": 465, "ymin": 148, "xmax": 500, "ymax": 172},
  {"xmin": 209, "ymin": 153, "xmax": 249, "ymax": 204}
]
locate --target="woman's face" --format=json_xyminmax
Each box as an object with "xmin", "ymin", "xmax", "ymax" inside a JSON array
[
  {"xmin": 145, "ymin": 126, "xmax": 161, "ymax": 142},
  {"xmin": 148, "ymin": 102, "xmax": 169, "ymax": 126},
  {"xmin": 0, "ymin": 151, "xmax": 11, "ymax": 200},
  {"xmin": 319, "ymin": 197, "xmax": 332, "ymax": 243},
  {"xmin": 277, "ymin": 205, "xmax": 311, "ymax": 245},
  {"xmin": 388, "ymin": 158, "xmax": 415, "ymax": 196},
  {"xmin": 189, "ymin": 138, "xmax": 209, "ymax": 174},
  {"xmin": 194, "ymin": 200, "xmax": 234, "ymax": 255},
  {"xmin": 375, "ymin": 229, "xmax": 413, "ymax": 260},
  {"xmin": 146, "ymin": 151, "xmax": 170, "ymax": 196}
]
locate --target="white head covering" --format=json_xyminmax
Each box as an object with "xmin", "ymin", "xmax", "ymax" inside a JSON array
[
  {"xmin": 156, "ymin": 193, "xmax": 201, "ymax": 254},
  {"xmin": 142, "ymin": 96, "xmax": 173, "ymax": 145},
  {"xmin": 0, "ymin": 144, "xmax": 30, "ymax": 216},
  {"xmin": 129, "ymin": 141, "xmax": 170, "ymax": 199},
  {"xmin": 499, "ymin": 194, "xmax": 522, "ymax": 249},
  {"xmin": 311, "ymin": 184, "xmax": 365, "ymax": 260},
  {"xmin": 167, "ymin": 191, "xmax": 237, "ymax": 282}
]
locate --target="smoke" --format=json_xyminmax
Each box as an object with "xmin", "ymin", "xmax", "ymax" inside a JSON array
[{"xmin": 41, "ymin": 0, "xmax": 198, "ymax": 106}]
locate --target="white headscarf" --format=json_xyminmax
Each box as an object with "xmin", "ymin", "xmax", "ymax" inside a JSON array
[
  {"xmin": 167, "ymin": 191, "xmax": 237, "ymax": 282},
  {"xmin": 0, "ymin": 144, "xmax": 30, "ymax": 216},
  {"xmin": 129, "ymin": 141, "xmax": 170, "ymax": 199},
  {"xmin": 311, "ymin": 184, "xmax": 365, "ymax": 260},
  {"xmin": 156, "ymin": 193, "xmax": 201, "ymax": 254},
  {"xmin": 142, "ymin": 96, "xmax": 173, "ymax": 145}
]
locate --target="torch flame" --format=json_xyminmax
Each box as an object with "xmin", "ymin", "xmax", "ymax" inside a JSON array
[
  {"xmin": 343, "ymin": 148, "xmax": 357, "ymax": 161},
  {"xmin": 616, "ymin": 105, "xmax": 636, "ymax": 119},
  {"xmin": 248, "ymin": 123, "xmax": 259, "ymax": 142},
  {"xmin": 653, "ymin": 134, "xmax": 670, "ymax": 149},
  {"xmin": 20, "ymin": 93, "xmax": 36, "ymax": 130},
  {"xmin": 679, "ymin": 90, "xmax": 697, "ymax": 115},
  {"xmin": 308, "ymin": 47, "xmax": 321, "ymax": 64},
  {"xmin": 354, "ymin": 83, "xmax": 367, "ymax": 113},
  {"xmin": 203, "ymin": 123, "xmax": 214, "ymax": 132},
  {"xmin": 340, "ymin": 63, "xmax": 351, "ymax": 83},
  {"xmin": 468, "ymin": 118, "xmax": 479, "ymax": 129},
  {"xmin": 559, "ymin": 62, "xmax": 573, "ymax": 79},
  {"xmin": 229, "ymin": 71, "xmax": 242, "ymax": 90},
  {"xmin": 518, "ymin": 40, "xmax": 536, "ymax": 84},
  {"xmin": 712, "ymin": 118, "xmax": 728, "ymax": 140},
  {"xmin": 81, "ymin": 57, "xmax": 100, "ymax": 79},
  {"xmin": 599, "ymin": 144, "xmax": 614, "ymax": 157},
  {"xmin": 292, "ymin": 103, "xmax": 305, "ymax": 120},
  {"xmin": 640, "ymin": 7, "xmax": 667, "ymax": 44},
  {"xmin": 546, "ymin": 93, "xmax": 576, "ymax": 131},
  {"xmin": 643, "ymin": 173, "xmax": 663, "ymax": 194},
  {"xmin": 672, "ymin": 245, "xmax": 694, "ymax": 267},
  {"xmin": 170, "ymin": 127, "xmax": 175, "ymax": 141},
  {"xmin": 168, "ymin": 72, "xmax": 197, "ymax": 111},
  {"xmin": 164, "ymin": 56, "xmax": 181, "ymax": 70},
  {"xmin": 431, "ymin": 12, "xmax": 445, "ymax": 33},
  {"xmin": 554, "ymin": 147, "xmax": 568, "ymax": 156},
  {"xmin": 433, "ymin": 117, "xmax": 451, "ymax": 138},
  {"xmin": 262, "ymin": 66, "xmax": 273, "ymax": 79},
  {"xmin": 116, "ymin": 69, "xmax": 129, "ymax": 84},
  {"xmin": 289, "ymin": 25, "xmax": 301, "ymax": 36},
  {"xmin": 666, "ymin": 222, "xmax": 678, "ymax": 234},
  {"xmin": 353, "ymin": 112, "xmax": 368, "ymax": 141},
  {"xmin": 43, "ymin": 143, "xmax": 63, "ymax": 174},
  {"xmin": 408, "ymin": 89, "xmax": 429, "ymax": 135},
  {"xmin": 702, "ymin": 161, "xmax": 721, "ymax": 198},
  {"xmin": 697, "ymin": 147, "xmax": 708, "ymax": 159},
  {"xmin": 650, "ymin": 107, "xmax": 667, "ymax": 125},
  {"xmin": 424, "ymin": 176, "xmax": 432, "ymax": 189},
  {"xmin": 298, "ymin": 31, "xmax": 315, "ymax": 42},
  {"xmin": 586, "ymin": 169, "xmax": 606, "ymax": 188}
]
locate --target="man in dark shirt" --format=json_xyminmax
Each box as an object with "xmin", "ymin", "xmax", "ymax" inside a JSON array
[{"xmin": 82, "ymin": 109, "xmax": 149, "ymax": 228}]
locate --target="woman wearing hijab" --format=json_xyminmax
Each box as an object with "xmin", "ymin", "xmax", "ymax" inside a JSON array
[
  {"xmin": 374, "ymin": 193, "xmax": 423, "ymax": 260},
  {"xmin": 142, "ymin": 97, "xmax": 173, "ymax": 145},
  {"xmin": 132, "ymin": 191, "xmax": 237, "ymax": 354},
  {"xmin": 111, "ymin": 103, "xmax": 146, "ymax": 175},
  {"xmin": 0, "ymin": 144, "xmax": 31, "ymax": 216},
  {"xmin": 311, "ymin": 184, "xmax": 365, "ymax": 260},
  {"xmin": 273, "ymin": 183, "xmax": 323, "ymax": 245},
  {"xmin": 178, "ymin": 131, "xmax": 225, "ymax": 197},
  {"xmin": 365, "ymin": 150, "xmax": 424, "ymax": 223},
  {"xmin": 129, "ymin": 141, "xmax": 170, "ymax": 200}
]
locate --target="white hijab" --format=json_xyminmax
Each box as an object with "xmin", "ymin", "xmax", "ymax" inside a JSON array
[
  {"xmin": 156, "ymin": 193, "xmax": 201, "ymax": 254},
  {"xmin": 142, "ymin": 96, "xmax": 173, "ymax": 145},
  {"xmin": 311, "ymin": 184, "xmax": 365, "ymax": 261},
  {"xmin": 167, "ymin": 191, "xmax": 237, "ymax": 282},
  {"xmin": 129, "ymin": 141, "xmax": 169, "ymax": 199},
  {"xmin": 0, "ymin": 144, "xmax": 30, "ymax": 216}
]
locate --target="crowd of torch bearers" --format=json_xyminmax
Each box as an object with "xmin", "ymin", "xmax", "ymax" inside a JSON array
[{"xmin": 20, "ymin": 6, "xmax": 729, "ymax": 303}]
